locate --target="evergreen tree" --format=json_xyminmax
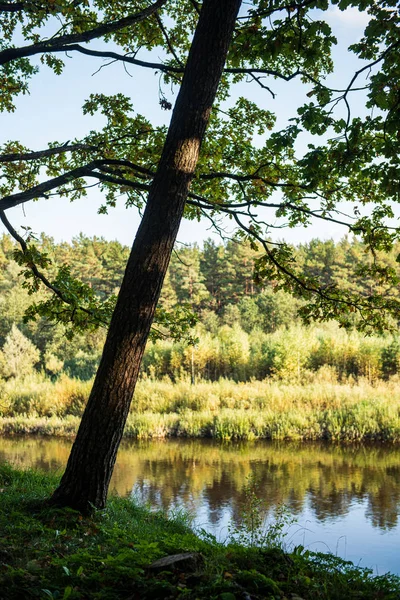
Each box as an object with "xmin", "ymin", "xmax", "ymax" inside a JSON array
[{"xmin": 169, "ymin": 245, "xmax": 210, "ymax": 309}]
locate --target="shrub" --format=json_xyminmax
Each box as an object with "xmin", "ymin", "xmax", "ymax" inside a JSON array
[{"xmin": 0, "ymin": 324, "xmax": 40, "ymax": 379}]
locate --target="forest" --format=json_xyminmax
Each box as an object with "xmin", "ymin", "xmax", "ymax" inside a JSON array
[{"xmin": 1, "ymin": 233, "xmax": 400, "ymax": 385}]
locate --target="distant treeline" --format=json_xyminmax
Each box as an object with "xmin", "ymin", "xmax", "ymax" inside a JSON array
[{"xmin": 1, "ymin": 233, "xmax": 400, "ymax": 383}]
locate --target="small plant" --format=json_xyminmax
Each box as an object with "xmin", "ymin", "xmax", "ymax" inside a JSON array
[
  {"xmin": 263, "ymin": 503, "xmax": 296, "ymax": 550},
  {"xmin": 229, "ymin": 473, "xmax": 295, "ymax": 549},
  {"xmin": 243, "ymin": 473, "xmax": 266, "ymax": 547}
]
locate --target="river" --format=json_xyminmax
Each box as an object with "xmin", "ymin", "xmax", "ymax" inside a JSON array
[{"xmin": 0, "ymin": 436, "xmax": 399, "ymax": 575}]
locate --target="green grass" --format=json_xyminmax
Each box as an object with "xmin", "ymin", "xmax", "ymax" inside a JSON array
[
  {"xmin": 2, "ymin": 375, "xmax": 400, "ymax": 441},
  {"xmin": 0, "ymin": 464, "xmax": 399, "ymax": 599}
]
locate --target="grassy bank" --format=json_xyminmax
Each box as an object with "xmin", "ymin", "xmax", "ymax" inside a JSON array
[
  {"xmin": 0, "ymin": 464, "xmax": 398, "ymax": 600},
  {"xmin": 1, "ymin": 376, "xmax": 400, "ymax": 441}
]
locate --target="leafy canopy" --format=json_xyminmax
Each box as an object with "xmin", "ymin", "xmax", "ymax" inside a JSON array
[{"xmin": 0, "ymin": 0, "xmax": 399, "ymax": 334}]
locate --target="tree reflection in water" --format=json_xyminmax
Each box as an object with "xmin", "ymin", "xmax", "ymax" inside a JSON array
[{"xmin": 1, "ymin": 437, "xmax": 400, "ymax": 531}]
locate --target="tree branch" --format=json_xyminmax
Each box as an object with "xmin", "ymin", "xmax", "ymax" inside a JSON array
[
  {"xmin": 231, "ymin": 212, "xmax": 371, "ymax": 314},
  {"xmin": 0, "ymin": 2, "xmax": 24, "ymax": 11},
  {"xmin": 0, "ymin": 210, "xmax": 58, "ymax": 295},
  {"xmin": 236, "ymin": 0, "xmax": 318, "ymax": 20},
  {"xmin": 0, "ymin": 142, "xmax": 96, "ymax": 163},
  {"xmin": 0, "ymin": 210, "xmax": 109, "ymax": 326},
  {"xmin": 0, "ymin": 0, "xmax": 167, "ymax": 65},
  {"xmin": 155, "ymin": 12, "xmax": 184, "ymax": 68},
  {"xmin": 0, "ymin": 162, "xmax": 99, "ymax": 209},
  {"xmin": 0, "ymin": 154, "xmax": 356, "ymax": 232},
  {"xmin": 87, "ymin": 169, "xmax": 151, "ymax": 193},
  {"xmin": 41, "ymin": 43, "xmax": 185, "ymax": 73},
  {"xmin": 31, "ymin": 42, "xmax": 377, "ymax": 96}
]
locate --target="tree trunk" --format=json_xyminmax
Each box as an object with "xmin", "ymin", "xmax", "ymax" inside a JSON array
[{"xmin": 51, "ymin": 0, "xmax": 242, "ymax": 512}]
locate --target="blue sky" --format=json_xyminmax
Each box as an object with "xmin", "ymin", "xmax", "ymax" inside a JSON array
[{"xmin": 0, "ymin": 5, "xmax": 371, "ymax": 249}]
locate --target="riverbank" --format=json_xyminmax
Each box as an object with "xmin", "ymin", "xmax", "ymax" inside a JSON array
[
  {"xmin": 1, "ymin": 376, "xmax": 400, "ymax": 441},
  {"xmin": 0, "ymin": 464, "xmax": 398, "ymax": 599}
]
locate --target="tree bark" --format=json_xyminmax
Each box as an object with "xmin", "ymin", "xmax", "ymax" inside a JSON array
[{"xmin": 50, "ymin": 0, "xmax": 242, "ymax": 513}]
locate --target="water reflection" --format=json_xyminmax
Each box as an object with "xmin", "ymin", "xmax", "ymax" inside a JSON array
[
  {"xmin": 1, "ymin": 437, "xmax": 400, "ymax": 572},
  {"xmin": 119, "ymin": 440, "xmax": 400, "ymax": 532}
]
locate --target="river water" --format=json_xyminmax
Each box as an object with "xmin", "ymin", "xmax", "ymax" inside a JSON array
[{"xmin": 0, "ymin": 436, "xmax": 399, "ymax": 576}]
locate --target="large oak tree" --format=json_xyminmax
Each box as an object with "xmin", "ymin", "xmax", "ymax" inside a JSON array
[{"xmin": 0, "ymin": 0, "xmax": 399, "ymax": 510}]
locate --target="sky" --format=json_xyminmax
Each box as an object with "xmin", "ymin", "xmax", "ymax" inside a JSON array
[{"xmin": 0, "ymin": 4, "xmax": 372, "ymax": 250}]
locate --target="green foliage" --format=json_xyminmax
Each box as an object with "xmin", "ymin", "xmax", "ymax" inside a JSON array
[
  {"xmin": 0, "ymin": 0, "xmax": 400, "ymax": 337},
  {"xmin": 228, "ymin": 473, "xmax": 265, "ymax": 547},
  {"xmin": 2, "ymin": 375, "xmax": 400, "ymax": 442},
  {"xmin": 4, "ymin": 235, "xmax": 400, "ymax": 388},
  {"xmin": 151, "ymin": 304, "xmax": 198, "ymax": 344},
  {"xmin": 0, "ymin": 464, "xmax": 399, "ymax": 599},
  {"xmin": 0, "ymin": 324, "xmax": 40, "ymax": 379}
]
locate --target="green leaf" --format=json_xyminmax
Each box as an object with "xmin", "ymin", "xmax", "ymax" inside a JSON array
[{"xmin": 62, "ymin": 587, "xmax": 73, "ymax": 600}]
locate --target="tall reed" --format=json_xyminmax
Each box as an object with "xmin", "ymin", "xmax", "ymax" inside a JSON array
[{"xmin": 1, "ymin": 374, "xmax": 400, "ymax": 441}]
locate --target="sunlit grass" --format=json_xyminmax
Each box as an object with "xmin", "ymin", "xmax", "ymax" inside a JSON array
[{"xmin": 1, "ymin": 374, "xmax": 400, "ymax": 440}]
